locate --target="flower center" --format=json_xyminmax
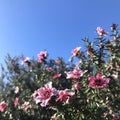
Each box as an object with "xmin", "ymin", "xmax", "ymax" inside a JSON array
[
  {"xmin": 44, "ymin": 91, "xmax": 51, "ymax": 98},
  {"xmin": 95, "ymin": 79, "xmax": 102, "ymax": 86}
]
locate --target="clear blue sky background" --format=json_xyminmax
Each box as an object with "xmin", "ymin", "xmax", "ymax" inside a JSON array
[{"xmin": 0, "ymin": 0, "xmax": 120, "ymax": 64}]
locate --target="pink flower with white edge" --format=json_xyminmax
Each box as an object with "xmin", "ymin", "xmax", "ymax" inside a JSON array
[
  {"xmin": 53, "ymin": 73, "xmax": 61, "ymax": 79},
  {"xmin": 0, "ymin": 101, "xmax": 7, "ymax": 112},
  {"xmin": 14, "ymin": 86, "xmax": 19, "ymax": 94},
  {"xmin": 33, "ymin": 82, "xmax": 57, "ymax": 107},
  {"xmin": 32, "ymin": 90, "xmax": 38, "ymax": 98},
  {"xmin": 74, "ymin": 82, "xmax": 82, "ymax": 90},
  {"xmin": 57, "ymin": 89, "xmax": 75, "ymax": 104},
  {"xmin": 38, "ymin": 50, "xmax": 47, "ymax": 63},
  {"xmin": 14, "ymin": 97, "xmax": 19, "ymax": 107},
  {"xmin": 69, "ymin": 47, "xmax": 81, "ymax": 62},
  {"xmin": 87, "ymin": 50, "xmax": 90, "ymax": 55},
  {"xmin": 72, "ymin": 47, "xmax": 81, "ymax": 57},
  {"xmin": 89, "ymin": 74, "xmax": 110, "ymax": 89},
  {"xmin": 46, "ymin": 67, "xmax": 53, "ymax": 72},
  {"xmin": 21, "ymin": 101, "xmax": 30, "ymax": 111},
  {"xmin": 96, "ymin": 27, "xmax": 108, "ymax": 36},
  {"xmin": 65, "ymin": 67, "xmax": 86, "ymax": 79},
  {"xmin": 22, "ymin": 57, "xmax": 30, "ymax": 65}
]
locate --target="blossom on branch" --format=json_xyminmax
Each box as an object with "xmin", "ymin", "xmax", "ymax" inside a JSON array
[
  {"xmin": 88, "ymin": 74, "xmax": 110, "ymax": 89},
  {"xmin": 22, "ymin": 57, "xmax": 30, "ymax": 65},
  {"xmin": 14, "ymin": 97, "xmax": 19, "ymax": 107},
  {"xmin": 38, "ymin": 50, "xmax": 47, "ymax": 63},
  {"xmin": 0, "ymin": 101, "xmax": 7, "ymax": 112},
  {"xmin": 21, "ymin": 101, "xmax": 30, "ymax": 111},
  {"xmin": 46, "ymin": 67, "xmax": 53, "ymax": 72},
  {"xmin": 74, "ymin": 82, "xmax": 82, "ymax": 90},
  {"xmin": 65, "ymin": 67, "xmax": 86, "ymax": 79},
  {"xmin": 57, "ymin": 89, "xmax": 75, "ymax": 104},
  {"xmin": 96, "ymin": 27, "xmax": 108, "ymax": 36},
  {"xmin": 14, "ymin": 86, "xmax": 19, "ymax": 94},
  {"xmin": 69, "ymin": 47, "xmax": 81, "ymax": 62},
  {"xmin": 53, "ymin": 73, "xmax": 61, "ymax": 79},
  {"xmin": 33, "ymin": 82, "xmax": 57, "ymax": 107}
]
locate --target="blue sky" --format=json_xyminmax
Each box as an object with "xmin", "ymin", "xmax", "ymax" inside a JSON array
[{"xmin": 0, "ymin": 0, "xmax": 120, "ymax": 64}]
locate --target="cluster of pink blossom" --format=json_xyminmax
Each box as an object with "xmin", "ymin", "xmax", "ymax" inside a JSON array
[
  {"xmin": 0, "ymin": 86, "xmax": 30, "ymax": 112},
  {"xmin": 0, "ymin": 46, "xmax": 111, "ymax": 114},
  {"xmin": 32, "ymin": 82, "xmax": 75, "ymax": 107},
  {"xmin": 1, "ymin": 24, "xmax": 120, "ymax": 120},
  {"xmin": 37, "ymin": 50, "xmax": 47, "ymax": 63},
  {"xmin": 65, "ymin": 67, "xmax": 86, "ymax": 80},
  {"xmin": 13, "ymin": 86, "xmax": 30, "ymax": 111},
  {"xmin": 32, "ymin": 73, "xmax": 110, "ymax": 108},
  {"xmin": 32, "ymin": 49, "xmax": 110, "ymax": 108}
]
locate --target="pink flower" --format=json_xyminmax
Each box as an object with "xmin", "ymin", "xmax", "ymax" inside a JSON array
[
  {"xmin": 14, "ymin": 86, "xmax": 19, "ymax": 94},
  {"xmin": 72, "ymin": 47, "xmax": 81, "ymax": 57},
  {"xmin": 112, "ymin": 113, "xmax": 119, "ymax": 120},
  {"xmin": 103, "ymin": 112, "xmax": 108, "ymax": 117},
  {"xmin": 87, "ymin": 50, "xmax": 90, "ymax": 55},
  {"xmin": 74, "ymin": 82, "xmax": 82, "ymax": 90},
  {"xmin": 33, "ymin": 82, "xmax": 57, "ymax": 107},
  {"xmin": 89, "ymin": 74, "xmax": 110, "ymax": 89},
  {"xmin": 96, "ymin": 27, "xmax": 108, "ymax": 36},
  {"xmin": 21, "ymin": 101, "xmax": 30, "ymax": 111},
  {"xmin": 22, "ymin": 57, "xmax": 30, "ymax": 64},
  {"xmin": 46, "ymin": 67, "xmax": 53, "ymax": 72},
  {"xmin": 32, "ymin": 90, "xmax": 38, "ymax": 98},
  {"xmin": 0, "ymin": 101, "xmax": 7, "ymax": 112},
  {"xmin": 69, "ymin": 47, "xmax": 81, "ymax": 62},
  {"xmin": 57, "ymin": 89, "xmax": 75, "ymax": 104},
  {"xmin": 53, "ymin": 73, "xmax": 61, "ymax": 79},
  {"xmin": 14, "ymin": 97, "xmax": 19, "ymax": 107},
  {"xmin": 38, "ymin": 50, "xmax": 47, "ymax": 63},
  {"xmin": 75, "ymin": 60, "xmax": 82, "ymax": 65},
  {"xmin": 65, "ymin": 68, "xmax": 86, "ymax": 79}
]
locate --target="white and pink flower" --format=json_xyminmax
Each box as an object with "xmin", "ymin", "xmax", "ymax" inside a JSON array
[
  {"xmin": 33, "ymin": 82, "xmax": 57, "ymax": 107},
  {"xmin": 74, "ymin": 82, "xmax": 82, "ymax": 90},
  {"xmin": 96, "ymin": 27, "xmax": 108, "ymax": 36},
  {"xmin": 57, "ymin": 89, "xmax": 75, "ymax": 104},
  {"xmin": 69, "ymin": 47, "xmax": 81, "ymax": 62},
  {"xmin": 14, "ymin": 97, "xmax": 19, "ymax": 107},
  {"xmin": 46, "ymin": 67, "xmax": 53, "ymax": 72},
  {"xmin": 72, "ymin": 47, "xmax": 81, "ymax": 57},
  {"xmin": 53, "ymin": 73, "xmax": 61, "ymax": 79},
  {"xmin": 38, "ymin": 50, "xmax": 47, "ymax": 63},
  {"xmin": 22, "ymin": 57, "xmax": 30, "ymax": 65},
  {"xmin": 89, "ymin": 74, "xmax": 110, "ymax": 89},
  {"xmin": 21, "ymin": 101, "xmax": 30, "ymax": 111},
  {"xmin": 14, "ymin": 86, "xmax": 19, "ymax": 94},
  {"xmin": 0, "ymin": 101, "xmax": 7, "ymax": 112},
  {"xmin": 65, "ymin": 67, "xmax": 86, "ymax": 79}
]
